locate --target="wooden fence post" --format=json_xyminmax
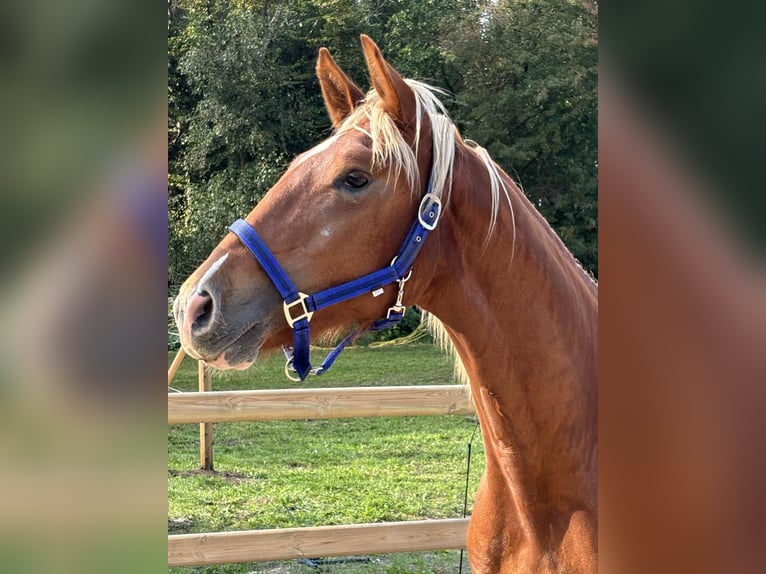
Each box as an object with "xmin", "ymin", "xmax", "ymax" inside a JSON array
[
  {"xmin": 198, "ymin": 361, "xmax": 213, "ymax": 470},
  {"xmin": 167, "ymin": 347, "xmax": 186, "ymax": 386}
]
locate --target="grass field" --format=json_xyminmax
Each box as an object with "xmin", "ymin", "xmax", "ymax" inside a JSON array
[{"xmin": 168, "ymin": 344, "xmax": 485, "ymax": 573}]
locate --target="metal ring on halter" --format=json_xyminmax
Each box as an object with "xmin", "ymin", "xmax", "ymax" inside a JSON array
[
  {"xmin": 390, "ymin": 256, "xmax": 413, "ymax": 283},
  {"xmin": 418, "ymin": 192, "xmax": 442, "ymax": 231},
  {"xmin": 284, "ymin": 356, "xmax": 302, "ymax": 382},
  {"xmin": 284, "ymin": 356, "xmax": 324, "ymax": 381}
]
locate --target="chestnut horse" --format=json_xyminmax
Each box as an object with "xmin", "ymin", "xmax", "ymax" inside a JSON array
[{"xmin": 174, "ymin": 35, "xmax": 597, "ymax": 573}]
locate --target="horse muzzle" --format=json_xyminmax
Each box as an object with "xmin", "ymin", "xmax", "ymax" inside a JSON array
[{"xmin": 173, "ymin": 281, "xmax": 271, "ymax": 369}]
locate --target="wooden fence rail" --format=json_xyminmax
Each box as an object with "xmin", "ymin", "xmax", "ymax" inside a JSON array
[
  {"xmin": 168, "ymin": 518, "xmax": 470, "ymax": 567},
  {"xmin": 168, "ymin": 384, "xmax": 475, "ymax": 424}
]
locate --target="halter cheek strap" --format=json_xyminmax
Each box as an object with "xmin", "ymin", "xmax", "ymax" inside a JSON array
[{"xmin": 229, "ymin": 186, "xmax": 441, "ymax": 381}]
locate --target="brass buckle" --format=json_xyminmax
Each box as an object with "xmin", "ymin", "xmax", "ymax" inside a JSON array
[{"xmin": 283, "ymin": 292, "xmax": 313, "ymax": 327}]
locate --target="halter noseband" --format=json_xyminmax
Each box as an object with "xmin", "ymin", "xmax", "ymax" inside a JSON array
[{"xmin": 229, "ymin": 179, "xmax": 441, "ymax": 381}]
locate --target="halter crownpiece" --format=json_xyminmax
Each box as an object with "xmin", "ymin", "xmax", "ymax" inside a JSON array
[{"xmin": 229, "ymin": 175, "xmax": 441, "ymax": 381}]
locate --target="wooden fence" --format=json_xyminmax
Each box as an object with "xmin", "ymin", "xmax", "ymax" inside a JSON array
[
  {"xmin": 168, "ymin": 518, "xmax": 471, "ymax": 567},
  {"xmin": 168, "ymin": 384, "xmax": 475, "ymax": 424},
  {"xmin": 168, "ymin": 352, "xmax": 476, "ymax": 567}
]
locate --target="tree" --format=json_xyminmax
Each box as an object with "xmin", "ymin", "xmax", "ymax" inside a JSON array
[
  {"xmin": 169, "ymin": 0, "xmax": 327, "ymax": 283},
  {"xmin": 444, "ymin": 0, "xmax": 598, "ymax": 275}
]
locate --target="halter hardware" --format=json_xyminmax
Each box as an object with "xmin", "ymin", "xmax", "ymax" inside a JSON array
[
  {"xmin": 284, "ymin": 354, "xmax": 323, "ymax": 382},
  {"xmin": 386, "ymin": 266, "xmax": 412, "ymax": 320},
  {"xmin": 418, "ymin": 193, "xmax": 442, "ymax": 231},
  {"xmin": 283, "ymin": 293, "xmax": 313, "ymax": 327},
  {"xmin": 229, "ymin": 171, "xmax": 441, "ymax": 381}
]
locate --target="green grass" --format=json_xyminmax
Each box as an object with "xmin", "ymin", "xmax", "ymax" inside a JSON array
[{"xmin": 168, "ymin": 344, "xmax": 484, "ymax": 573}]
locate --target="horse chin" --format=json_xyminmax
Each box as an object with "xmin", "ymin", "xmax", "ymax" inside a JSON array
[
  {"xmin": 215, "ymin": 331, "xmax": 264, "ymax": 370},
  {"xmin": 206, "ymin": 354, "xmax": 255, "ymax": 371},
  {"xmin": 189, "ymin": 323, "xmax": 265, "ymax": 371},
  {"xmin": 203, "ymin": 345, "xmax": 259, "ymax": 371}
]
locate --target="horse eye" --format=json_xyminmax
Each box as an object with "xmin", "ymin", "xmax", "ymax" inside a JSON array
[{"xmin": 343, "ymin": 171, "xmax": 369, "ymax": 190}]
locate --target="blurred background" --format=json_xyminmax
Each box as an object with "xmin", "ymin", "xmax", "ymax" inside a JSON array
[
  {"xmin": 0, "ymin": 0, "xmax": 165, "ymax": 572},
  {"xmin": 600, "ymin": 1, "xmax": 766, "ymax": 572},
  {"xmin": 0, "ymin": 0, "xmax": 763, "ymax": 572}
]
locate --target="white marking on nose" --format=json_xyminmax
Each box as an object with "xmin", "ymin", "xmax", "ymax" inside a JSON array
[
  {"xmin": 197, "ymin": 252, "xmax": 229, "ymax": 294},
  {"xmin": 320, "ymin": 228, "xmax": 331, "ymax": 237}
]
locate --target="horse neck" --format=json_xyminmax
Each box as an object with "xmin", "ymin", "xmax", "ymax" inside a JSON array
[{"xmin": 417, "ymin": 147, "xmax": 598, "ymax": 517}]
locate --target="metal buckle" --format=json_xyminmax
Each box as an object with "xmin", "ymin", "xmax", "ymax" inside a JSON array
[
  {"xmin": 386, "ymin": 305, "xmax": 406, "ymax": 320},
  {"xmin": 418, "ymin": 192, "xmax": 442, "ymax": 231},
  {"xmin": 283, "ymin": 292, "xmax": 313, "ymax": 327}
]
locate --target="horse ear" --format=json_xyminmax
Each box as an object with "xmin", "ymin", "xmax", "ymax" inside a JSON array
[
  {"xmin": 316, "ymin": 47, "xmax": 365, "ymax": 128},
  {"xmin": 360, "ymin": 35, "xmax": 417, "ymax": 129}
]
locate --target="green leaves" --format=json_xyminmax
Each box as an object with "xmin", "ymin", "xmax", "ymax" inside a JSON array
[{"xmin": 445, "ymin": 0, "xmax": 598, "ymax": 275}]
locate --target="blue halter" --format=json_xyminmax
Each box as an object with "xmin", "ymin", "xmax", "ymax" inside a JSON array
[{"xmin": 229, "ymin": 178, "xmax": 442, "ymax": 381}]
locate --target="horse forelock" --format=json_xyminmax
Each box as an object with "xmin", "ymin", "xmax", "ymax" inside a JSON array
[
  {"xmin": 336, "ymin": 80, "xmax": 454, "ymax": 204},
  {"xmin": 336, "ymin": 79, "xmax": 515, "ymax": 255}
]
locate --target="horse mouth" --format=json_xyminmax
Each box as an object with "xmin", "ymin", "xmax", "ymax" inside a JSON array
[{"xmin": 184, "ymin": 321, "xmax": 266, "ymax": 370}]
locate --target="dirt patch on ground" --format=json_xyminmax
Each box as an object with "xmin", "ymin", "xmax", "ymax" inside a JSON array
[
  {"xmin": 168, "ymin": 468, "xmax": 251, "ymax": 482},
  {"xmin": 167, "ymin": 516, "xmax": 195, "ymax": 533}
]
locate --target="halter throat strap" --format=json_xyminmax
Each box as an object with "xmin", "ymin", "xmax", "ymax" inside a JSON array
[{"xmin": 229, "ymin": 185, "xmax": 441, "ymax": 381}]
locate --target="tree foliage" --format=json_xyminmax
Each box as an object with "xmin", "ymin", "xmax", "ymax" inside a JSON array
[
  {"xmin": 168, "ymin": 0, "xmax": 598, "ymax": 288},
  {"xmin": 446, "ymin": 0, "xmax": 598, "ymax": 273}
]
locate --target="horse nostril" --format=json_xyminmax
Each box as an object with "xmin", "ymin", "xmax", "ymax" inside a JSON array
[{"xmin": 186, "ymin": 290, "xmax": 216, "ymax": 336}]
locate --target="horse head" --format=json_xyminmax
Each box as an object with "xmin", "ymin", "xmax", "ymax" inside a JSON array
[{"xmin": 174, "ymin": 36, "xmax": 442, "ymax": 371}]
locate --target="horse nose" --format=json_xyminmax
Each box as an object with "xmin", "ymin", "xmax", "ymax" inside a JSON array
[{"xmin": 184, "ymin": 288, "xmax": 218, "ymax": 339}]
